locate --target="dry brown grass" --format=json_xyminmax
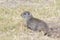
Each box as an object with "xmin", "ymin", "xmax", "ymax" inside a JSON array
[{"xmin": 0, "ymin": 0, "xmax": 60, "ymax": 40}]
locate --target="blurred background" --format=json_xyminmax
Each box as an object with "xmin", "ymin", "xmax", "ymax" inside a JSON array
[{"xmin": 0, "ymin": 0, "xmax": 60, "ymax": 40}]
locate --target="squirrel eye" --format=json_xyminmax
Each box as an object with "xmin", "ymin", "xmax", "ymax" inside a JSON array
[
  {"xmin": 24, "ymin": 13, "xmax": 26, "ymax": 15},
  {"xmin": 23, "ymin": 11, "xmax": 30, "ymax": 15},
  {"xmin": 28, "ymin": 13, "xmax": 30, "ymax": 15}
]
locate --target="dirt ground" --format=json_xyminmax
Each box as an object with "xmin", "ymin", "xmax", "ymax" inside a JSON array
[{"xmin": 0, "ymin": 0, "xmax": 60, "ymax": 40}]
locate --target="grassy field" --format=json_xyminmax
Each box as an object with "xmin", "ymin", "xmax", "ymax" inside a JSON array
[{"xmin": 0, "ymin": 0, "xmax": 60, "ymax": 40}]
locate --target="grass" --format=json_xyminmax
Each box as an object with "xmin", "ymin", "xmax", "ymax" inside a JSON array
[{"xmin": 0, "ymin": 0, "xmax": 60, "ymax": 40}]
